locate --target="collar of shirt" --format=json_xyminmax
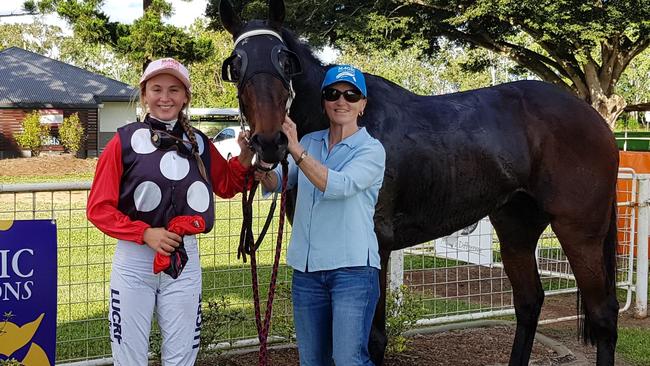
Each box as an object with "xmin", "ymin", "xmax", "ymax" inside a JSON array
[{"xmin": 307, "ymin": 127, "xmax": 371, "ymax": 151}]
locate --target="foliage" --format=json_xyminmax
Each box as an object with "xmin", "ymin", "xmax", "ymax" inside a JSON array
[
  {"xmin": 618, "ymin": 48, "xmax": 650, "ymax": 107},
  {"xmin": 0, "ymin": 312, "xmax": 22, "ymax": 366},
  {"xmin": 616, "ymin": 115, "xmax": 642, "ymax": 131},
  {"xmin": 186, "ymin": 19, "xmax": 238, "ymax": 108},
  {"xmin": 198, "ymin": 296, "xmax": 247, "ymax": 356},
  {"xmin": 0, "ymin": 19, "xmax": 139, "ymax": 85},
  {"xmin": 149, "ymin": 296, "xmax": 246, "ymax": 359},
  {"xmin": 209, "ymin": 0, "xmax": 650, "ymax": 125},
  {"xmin": 15, "ymin": 111, "xmax": 50, "ymax": 157},
  {"xmin": 385, "ymin": 285, "xmax": 425, "ymax": 354},
  {"xmin": 26, "ymin": 0, "xmax": 214, "ymax": 66},
  {"xmin": 0, "ymin": 20, "xmax": 64, "ymax": 57},
  {"xmin": 269, "ymin": 283, "xmax": 296, "ymax": 342},
  {"xmin": 59, "ymin": 113, "xmax": 85, "ymax": 154},
  {"xmin": 0, "ymin": 359, "xmax": 23, "ymax": 366},
  {"xmin": 617, "ymin": 327, "xmax": 650, "ymax": 366},
  {"xmin": 337, "ymin": 42, "xmax": 441, "ymax": 96}
]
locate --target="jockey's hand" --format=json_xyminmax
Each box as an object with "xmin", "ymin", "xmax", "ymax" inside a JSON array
[
  {"xmin": 144, "ymin": 227, "xmax": 182, "ymax": 256},
  {"xmin": 254, "ymin": 169, "xmax": 278, "ymax": 190},
  {"xmin": 237, "ymin": 130, "xmax": 254, "ymax": 167},
  {"xmin": 281, "ymin": 116, "xmax": 301, "ymax": 156}
]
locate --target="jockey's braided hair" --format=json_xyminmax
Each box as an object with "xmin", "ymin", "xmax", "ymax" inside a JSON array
[{"xmin": 178, "ymin": 111, "xmax": 208, "ymax": 182}]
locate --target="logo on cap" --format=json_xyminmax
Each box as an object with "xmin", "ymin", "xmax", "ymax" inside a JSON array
[
  {"xmin": 336, "ymin": 71, "xmax": 356, "ymax": 82},
  {"xmin": 161, "ymin": 58, "xmax": 181, "ymax": 70}
]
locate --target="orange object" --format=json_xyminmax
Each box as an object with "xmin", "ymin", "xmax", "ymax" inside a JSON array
[{"xmin": 617, "ymin": 151, "xmax": 650, "ymax": 258}]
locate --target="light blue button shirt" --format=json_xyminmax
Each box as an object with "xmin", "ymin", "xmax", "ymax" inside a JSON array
[{"xmin": 268, "ymin": 127, "xmax": 386, "ymax": 272}]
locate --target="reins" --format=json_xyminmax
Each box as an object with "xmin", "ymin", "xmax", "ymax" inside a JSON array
[
  {"xmin": 226, "ymin": 27, "xmax": 302, "ymax": 365},
  {"xmin": 237, "ymin": 159, "xmax": 289, "ymax": 366}
]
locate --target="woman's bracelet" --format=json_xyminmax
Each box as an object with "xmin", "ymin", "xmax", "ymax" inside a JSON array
[{"xmin": 295, "ymin": 150, "xmax": 308, "ymax": 166}]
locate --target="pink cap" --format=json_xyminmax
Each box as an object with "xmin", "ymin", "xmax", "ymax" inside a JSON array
[{"xmin": 139, "ymin": 58, "xmax": 191, "ymax": 92}]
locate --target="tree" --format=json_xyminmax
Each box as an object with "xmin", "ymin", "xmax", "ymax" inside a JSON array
[
  {"xmin": 209, "ymin": 0, "xmax": 650, "ymax": 128},
  {"xmin": 0, "ymin": 19, "xmax": 139, "ymax": 85},
  {"xmin": 185, "ymin": 19, "xmax": 238, "ymax": 108},
  {"xmin": 24, "ymin": 0, "xmax": 214, "ymax": 70},
  {"xmin": 0, "ymin": 21, "xmax": 65, "ymax": 57}
]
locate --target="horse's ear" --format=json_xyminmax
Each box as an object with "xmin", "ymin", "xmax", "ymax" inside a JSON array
[
  {"xmin": 219, "ymin": 0, "xmax": 242, "ymax": 35},
  {"xmin": 268, "ymin": 0, "xmax": 285, "ymax": 30}
]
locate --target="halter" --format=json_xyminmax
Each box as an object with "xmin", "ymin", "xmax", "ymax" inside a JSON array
[{"xmin": 222, "ymin": 28, "xmax": 301, "ymax": 144}]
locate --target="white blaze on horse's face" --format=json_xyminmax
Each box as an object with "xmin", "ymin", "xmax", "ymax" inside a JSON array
[{"xmin": 323, "ymin": 83, "xmax": 367, "ymax": 129}]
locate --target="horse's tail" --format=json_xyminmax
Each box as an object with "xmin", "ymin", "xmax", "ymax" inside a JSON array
[{"xmin": 578, "ymin": 198, "xmax": 618, "ymax": 345}]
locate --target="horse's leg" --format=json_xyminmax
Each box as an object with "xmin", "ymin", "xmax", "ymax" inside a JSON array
[
  {"xmin": 550, "ymin": 200, "xmax": 619, "ymax": 366},
  {"xmin": 490, "ymin": 193, "xmax": 549, "ymax": 366},
  {"xmin": 368, "ymin": 248, "xmax": 390, "ymax": 365}
]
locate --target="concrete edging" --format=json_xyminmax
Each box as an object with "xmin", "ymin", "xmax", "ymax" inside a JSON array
[{"xmin": 402, "ymin": 319, "xmax": 574, "ymax": 360}]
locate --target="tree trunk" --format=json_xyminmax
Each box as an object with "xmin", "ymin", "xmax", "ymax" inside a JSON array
[
  {"xmin": 591, "ymin": 93, "xmax": 626, "ymax": 129},
  {"xmin": 584, "ymin": 60, "xmax": 626, "ymax": 129}
]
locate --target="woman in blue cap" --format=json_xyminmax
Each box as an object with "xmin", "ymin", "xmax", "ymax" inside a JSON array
[{"xmin": 258, "ymin": 64, "xmax": 385, "ymax": 366}]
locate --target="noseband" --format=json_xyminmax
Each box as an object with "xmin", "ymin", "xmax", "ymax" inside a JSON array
[{"xmin": 222, "ymin": 28, "xmax": 302, "ymax": 156}]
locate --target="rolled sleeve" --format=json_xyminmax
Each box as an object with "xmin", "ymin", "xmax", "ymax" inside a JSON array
[{"xmin": 323, "ymin": 141, "xmax": 385, "ymax": 200}]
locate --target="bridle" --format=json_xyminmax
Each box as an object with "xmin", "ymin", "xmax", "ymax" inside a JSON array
[
  {"xmin": 224, "ymin": 27, "xmax": 301, "ymax": 366},
  {"xmin": 221, "ymin": 28, "xmax": 301, "ymax": 156}
]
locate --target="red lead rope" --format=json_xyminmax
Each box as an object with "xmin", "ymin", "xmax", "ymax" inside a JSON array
[{"xmin": 239, "ymin": 160, "xmax": 289, "ymax": 366}]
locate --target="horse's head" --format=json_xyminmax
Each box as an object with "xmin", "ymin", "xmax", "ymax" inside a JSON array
[{"xmin": 220, "ymin": 0, "xmax": 301, "ymax": 169}]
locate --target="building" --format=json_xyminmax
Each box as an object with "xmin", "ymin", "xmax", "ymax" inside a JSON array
[{"xmin": 0, "ymin": 47, "xmax": 136, "ymax": 158}]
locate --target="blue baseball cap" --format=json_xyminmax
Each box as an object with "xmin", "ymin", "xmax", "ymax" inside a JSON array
[{"xmin": 320, "ymin": 65, "xmax": 367, "ymax": 97}]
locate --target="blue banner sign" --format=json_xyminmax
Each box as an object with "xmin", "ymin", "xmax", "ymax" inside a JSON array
[{"xmin": 0, "ymin": 220, "xmax": 57, "ymax": 366}]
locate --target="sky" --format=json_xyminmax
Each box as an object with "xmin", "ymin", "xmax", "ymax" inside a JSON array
[{"xmin": 0, "ymin": 0, "xmax": 209, "ymax": 32}]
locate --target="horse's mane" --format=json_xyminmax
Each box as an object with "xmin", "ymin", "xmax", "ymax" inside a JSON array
[
  {"xmin": 281, "ymin": 29, "xmax": 324, "ymax": 70},
  {"xmin": 280, "ymin": 27, "xmax": 422, "ymax": 134}
]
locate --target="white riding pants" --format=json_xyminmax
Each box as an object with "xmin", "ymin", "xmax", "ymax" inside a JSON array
[{"xmin": 109, "ymin": 236, "xmax": 202, "ymax": 366}]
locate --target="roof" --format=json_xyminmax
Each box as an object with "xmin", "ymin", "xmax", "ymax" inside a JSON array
[
  {"xmin": 0, "ymin": 47, "xmax": 135, "ymax": 109},
  {"xmin": 189, "ymin": 107, "xmax": 239, "ymax": 117}
]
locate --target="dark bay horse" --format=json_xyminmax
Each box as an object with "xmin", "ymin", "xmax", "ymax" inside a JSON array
[{"xmin": 219, "ymin": 0, "xmax": 620, "ymax": 364}]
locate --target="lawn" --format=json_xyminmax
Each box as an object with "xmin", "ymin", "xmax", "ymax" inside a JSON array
[{"xmin": 0, "ymin": 158, "xmax": 648, "ymax": 364}]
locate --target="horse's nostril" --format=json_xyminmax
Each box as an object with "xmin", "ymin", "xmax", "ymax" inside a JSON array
[{"xmin": 273, "ymin": 131, "xmax": 288, "ymax": 145}]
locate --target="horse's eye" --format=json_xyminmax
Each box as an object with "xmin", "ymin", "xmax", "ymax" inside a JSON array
[
  {"xmin": 222, "ymin": 56, "xmax": 241, "ymax": 82},
  {"xmin": 278, "ymin": 50, "xmax": 301, "ymax": 77}
]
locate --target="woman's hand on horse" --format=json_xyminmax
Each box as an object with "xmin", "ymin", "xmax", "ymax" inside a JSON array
[
  {"xmin": 143, "ymin": 227, "xmax": 182, "ymax": 256},
  {"xmin": 282, "ymin": 115, "xmax": 301, "ymax": 156},
  {"xmin": 237, "ymin": 130, "xmax": 254, "ymax": 167}
]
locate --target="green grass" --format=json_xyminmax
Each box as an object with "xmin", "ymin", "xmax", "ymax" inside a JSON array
[
  {"xmin": 617, "ymin": 327, "xmax": 650, "ymax": 365},
  {"xmin": 2, "ymin": 177, "xmax": 649, "ymax": 363},
  {"xmin": 0, "ymin": 172, "xmax": 95, "ymax": 184}
]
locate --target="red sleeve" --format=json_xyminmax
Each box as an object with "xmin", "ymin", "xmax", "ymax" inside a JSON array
[
  {"xmin": 208, "ymin": 142, "xmax": 253, "ymax": 198},
  {"xmin": 86, "ymin": 134, "xmax": 150, "ymax": 244}
]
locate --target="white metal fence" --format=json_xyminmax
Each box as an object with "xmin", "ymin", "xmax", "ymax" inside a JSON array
[{"xmin": 0, "ymin": 170, "xmax": 647, "ymax": 365}]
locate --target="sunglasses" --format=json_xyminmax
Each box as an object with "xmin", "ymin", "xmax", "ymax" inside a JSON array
[
  {"xmin": 322, "ymin": 88, "xmax": 364, "ymax": 103},
  {"xmin": 149, "ymin": 127, "xmax": 193, "ymax": 158}
]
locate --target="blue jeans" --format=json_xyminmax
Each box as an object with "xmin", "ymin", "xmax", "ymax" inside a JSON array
[{"xmin": 292, "ymin": 266, "xmax": 380, "ymax": 366}]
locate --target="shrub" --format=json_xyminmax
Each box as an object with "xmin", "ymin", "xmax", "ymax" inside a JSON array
[
  {"xmin": 385, "ymin": 285, "xmax": 425, "ymax": 354},
  {"xmin": 198, "ymin": 296, "xmax": 247, "ymax": 356},
  {"xmin": 0, "ymin": 359, "xmax": 23, "ymax": 366},
  {"xmin": 59, "ymin": 113, "xmax": 85, "ymax": 155},
  {"xmin": 148, "ymin": 296, "xmax": 246, "ymax": 360},
  {"xmin": 271, "ymin": 282, "xmax": 425, "ymax": 355},
  {"xmin": 269, "ymin": 283, "xmax": 296, "ymax": 342},
  {"xmin": 14, "ymin": 111, "xmax": 50, "ymax": 157}
]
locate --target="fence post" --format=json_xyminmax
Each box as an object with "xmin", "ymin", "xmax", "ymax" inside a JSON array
[
  {"xmin": 636, "ymin": 178, "xmax": 649, "ymax": 318},
  {"xmin": 389, "ymin": 249, "xmax": 404, "ymax": 292}
]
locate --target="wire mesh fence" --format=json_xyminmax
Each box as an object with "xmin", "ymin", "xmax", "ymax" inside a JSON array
[{"xmin": 0, "ymin": 170, "xmax": 644, "ymax": 364}]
